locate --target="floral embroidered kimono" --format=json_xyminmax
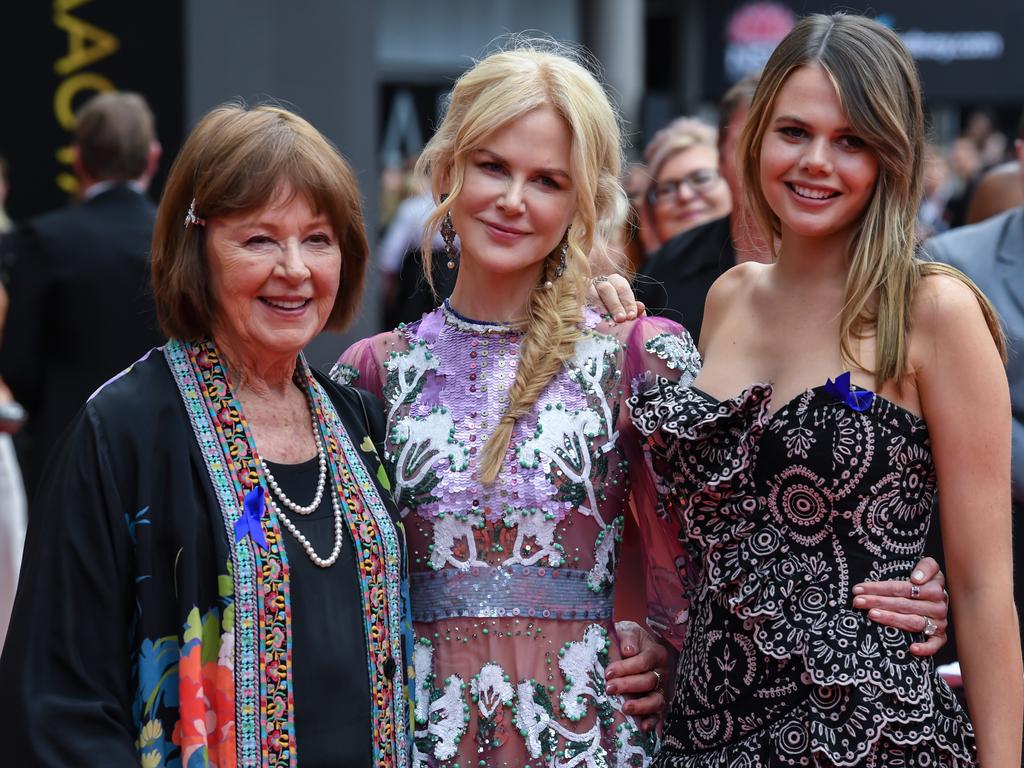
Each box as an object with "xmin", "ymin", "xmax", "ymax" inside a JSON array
[
  {"xmin": 0, "ymin": 341, "xmax": 412, "ymax": 767},
  {"xmin": 336, "ymin": 303, "xmax": 699, "ymax": 767}
]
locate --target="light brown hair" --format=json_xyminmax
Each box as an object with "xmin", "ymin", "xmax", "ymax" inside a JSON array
[
  {"xmin": 75, "ymin": 92, "xmax": 155, "ymax": 182},
  {"xmin": 151, "ymin": 103, "xmax": 369, "ymax": 339},
  {"xmin": 739, "ymin": 13, "xmax": 1005, "ymax": 384}
]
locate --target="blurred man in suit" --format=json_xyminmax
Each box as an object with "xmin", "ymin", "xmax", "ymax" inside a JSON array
[
  {"xmin": 0, "ymin": 92, "xmax": 164, "ymax": 496},
  {"xmin": 924, "ymin": 110, "xmax": 1024, "ymax": 654}
]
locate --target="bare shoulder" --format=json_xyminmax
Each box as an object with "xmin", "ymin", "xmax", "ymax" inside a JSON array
[
  {"xmin": 911, "ymin": 269, "xmax": 989, "ymax": 334},
  {"xmin": 701, "ymin": 261, "xmax": 767, "ymax": 345},
  {"xmin": 707, "ymin": 260, "xmax": 766, "ymax": 303},
  {"xmin": 909, "ymin": 268, "xmax": 1005, "ymax": 383}
]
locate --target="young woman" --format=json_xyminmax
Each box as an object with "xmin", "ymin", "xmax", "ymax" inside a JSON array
[
  {"xmin": 338, "ymin": 40, "xmax": 953, "ymax": 768},
  {"xmin": 632, "ymin": 14, "xmax": 1022, "ymax": 767}
]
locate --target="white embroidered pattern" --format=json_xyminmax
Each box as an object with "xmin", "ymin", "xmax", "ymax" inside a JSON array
[{"xmin": 519, "ymin": 403, "xmax": 604, "ymax": 524}]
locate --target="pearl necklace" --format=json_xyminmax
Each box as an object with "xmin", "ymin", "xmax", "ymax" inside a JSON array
[
  {"xmin": 260, "ymin": 410, "xmax": 327, "ymax": 515},
  {"xmin": 266, "ymin": 486, "xmax": 344, "ymax": 568},
  {"xmin": 259, "ymin": 399, "xmax": 341, "ymax": 567}
]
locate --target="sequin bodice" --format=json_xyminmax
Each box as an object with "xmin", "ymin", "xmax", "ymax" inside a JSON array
[{"xmin": 337, "ymin": 305, "xmax": 699, "ymax": 767}]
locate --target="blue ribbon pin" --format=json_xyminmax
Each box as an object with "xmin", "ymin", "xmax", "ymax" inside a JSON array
[
  {"xmin": 235, "ymin": 487, "xmax": 269, "ymax": 551},
  {"xmin": 824, "ymin": 371, "xmax": 875, "ymax": 412}
]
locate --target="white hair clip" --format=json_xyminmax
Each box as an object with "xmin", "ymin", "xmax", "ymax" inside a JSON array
[{"xmin": 184, "ymin": 198, "xmax": 206, "ymax": 229}]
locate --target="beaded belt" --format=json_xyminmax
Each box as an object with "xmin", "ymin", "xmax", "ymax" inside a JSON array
[{"xmin": 411, "ymin": 565, "xmax": 613, "ymax": 622}]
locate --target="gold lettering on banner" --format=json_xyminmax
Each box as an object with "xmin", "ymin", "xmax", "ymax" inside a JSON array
[
  {"xmin": 55, "ymin": 146, "xmax": 77, "ymax": 193},
  {"xmin": 53, "ymin": 11, "xmax": 120, "ymax": 76},
  {"xmin": 54, "ymin": 71, "xmax": 116, "ymax": 130},
  {"xmin": 51, "ymin": 0, "xmax": 122, "ymax": 196}
]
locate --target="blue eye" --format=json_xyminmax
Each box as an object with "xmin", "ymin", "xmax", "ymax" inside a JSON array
[
  {"xmin": 837, "ymin": 134, "xmax": 867, "ymax": 150},
  {"xmin": 307, "ymin": 232, "xmax": 333, "ymax": 245},
  {"xmin": 536, "ymin": 175, "xmax": 561, "ymax": 189},
  {"xmin": 779, "ymin": 126, "xmax": 806, "ymax": 139},
  {"xmin": 244, "ymin": 235, "xmax": 274, "ymax": 247},
  {"xmin": 481, "ymin": 161, "xmax": 504, "ymax": 174}
]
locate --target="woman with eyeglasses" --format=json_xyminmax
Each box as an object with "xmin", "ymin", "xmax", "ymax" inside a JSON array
[{"xmin": 641, "ymin": 118, "xmax": 732, "ymax": 251}]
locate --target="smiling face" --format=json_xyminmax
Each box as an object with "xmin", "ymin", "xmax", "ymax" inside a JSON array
[
  {"xmin": 449, "ymin": 105, "xmax": 577, "ymax": 287},
  {"xmin": 760, "ymin": 65, "xmax": 878, "ymax": 243},
  {"xmin": 651, "ymin": 144, "xmax": 731, "ymax": 242},
  {"xmin": 205, "ymin": 188, "xmax": 341, "ymax": 364}
]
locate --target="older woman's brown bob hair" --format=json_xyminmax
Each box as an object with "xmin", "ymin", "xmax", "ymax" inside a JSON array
[{"xmin": 151, "ymin": 103, "xmax": 369, "ymax": 339}]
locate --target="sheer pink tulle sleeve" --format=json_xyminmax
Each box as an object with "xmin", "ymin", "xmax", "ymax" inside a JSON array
[
  {"xmin": 331, "ymin": 332, "xmax": 402, "ymax": 399},
  {"xmin": 613, "ymin": 315, "xmax": 702, "ymax": 652}
]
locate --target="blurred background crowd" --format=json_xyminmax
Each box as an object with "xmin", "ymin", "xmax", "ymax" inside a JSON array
[{"xmin": 0, "ymin": 0, "xmax": 1021, "ymax": 659}]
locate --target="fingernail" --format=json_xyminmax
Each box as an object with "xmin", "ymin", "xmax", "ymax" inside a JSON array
[
  {"xmin": 623, "ymin": 645, "xmax": 636, "ymax": 655},
  {"xmin": 852, "ymin": 585, "xmax": 864, "ymax": 595},
  {"xmin": 606, "ymin": 682, "xmax": 618, "ymax": 694},
  {"xmin": 868, "ymin": 609, "xmax": 881, "ymax": 618},
  {"xmin": 627, "ymin": 310, "xmax": 637, "ymax": 319},
  {"xmin": 853, "ymin": 596, "xmax": 866, "ymax": 608},
  {"xmin": 913, "ymin": 570, "xmax": 924, "ymax": 582},
  {"xmin": 615, "ymin": 313, "xmax": 625, "ymax": 322}
]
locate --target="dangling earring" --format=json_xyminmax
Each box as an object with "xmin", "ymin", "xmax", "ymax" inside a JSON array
[
  {"xmin": 439, "ymin": 193, "xmax": 458, "ymax": 270},
  {"xmin": 544, "ymin": 228, "xmax": 570, "ymax": 289}
]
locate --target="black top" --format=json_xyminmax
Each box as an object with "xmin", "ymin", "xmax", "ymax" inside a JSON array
[
  {"xmin": 266, "ymin": 458, "xmax": 372, "ymax": 767},
  {"xmin": 635, "ymin": 213, "xmax": 735, "ymax": 342}
]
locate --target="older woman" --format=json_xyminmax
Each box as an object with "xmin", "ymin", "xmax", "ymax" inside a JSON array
[
  {"xmin": 0, "ymin": 105, "xmax": 411, "ymax": 767},
  {"xmin": 641, "ymin": 118, "xmax": 732, "ymax": 250}
]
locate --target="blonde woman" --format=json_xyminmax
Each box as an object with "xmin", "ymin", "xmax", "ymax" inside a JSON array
[
  {"xmin": 633, "ymin": 14, "xmax": 1022, "ymax": 766},
  {"xmin": 338, "ymin": 40, "xmax": 951, "ymax": 768},
  {"xmin": 641, "ymin": 118, "xmax": 732, "ymax": 249}
]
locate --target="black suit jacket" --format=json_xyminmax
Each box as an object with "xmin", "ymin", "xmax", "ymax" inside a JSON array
[
  {"xmin": 635, "ymin": 214, "xmax": 735, "ymax": 341},
  {"xmin": 0, "ymin": 185, "xmax": 164, "ymax": 494}
]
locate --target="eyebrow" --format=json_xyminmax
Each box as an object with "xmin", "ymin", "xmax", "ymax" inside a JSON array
[
  {"xmin": 773, "ymin": 115, "xmax": 855, "ymax": 133},
  {"xmin": 231, "ymin": 216, "xmax": 332, "ymax": 232},
  {"xmin": 474, "ymin": 148, "xmax": 571, "ymax": 180}
]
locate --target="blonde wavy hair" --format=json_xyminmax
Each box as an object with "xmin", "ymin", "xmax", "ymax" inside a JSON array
[
  {"xmin": 739, "ymin": 13, "xmax": 1005, "ymax": 386},
  {"xmin": 416, "ymin": 40, "xmax": 626, "ymax": 484}
]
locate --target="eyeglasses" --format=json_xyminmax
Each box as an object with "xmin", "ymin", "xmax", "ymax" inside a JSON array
[{"xmin": 648, "ymin": 168, "xmax": 722, "ymax": 205}]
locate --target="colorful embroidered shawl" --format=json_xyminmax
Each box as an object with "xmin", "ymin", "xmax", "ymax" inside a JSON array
[{"xmin": 165, "ymin": 339, "xmax": 411, "ymax": 766}]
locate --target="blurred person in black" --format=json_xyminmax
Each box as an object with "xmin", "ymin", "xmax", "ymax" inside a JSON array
[
  {"xmin": 636, "ymin": 73, "xmax": 769, "ymax": 339},
  {"xmin": 0, "ymin": 92, "xmax": 164, "ymax": 497},
  {"xmin": 924, "ymin": 108, "xmax": 1024, "ymax": 658}
]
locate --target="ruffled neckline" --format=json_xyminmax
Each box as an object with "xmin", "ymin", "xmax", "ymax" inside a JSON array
[
  {"xmin": 688, "ymin": 379, "xmax": 927, "ymax": 435},
  {"xmin": 440, "ymin": 298, "xmax": 524, "ymax": 335}
]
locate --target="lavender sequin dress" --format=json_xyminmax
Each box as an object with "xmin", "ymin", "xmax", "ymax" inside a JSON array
[{"xmin": 337, "ymin": 303, "xmax": 700, "ymax": 767}]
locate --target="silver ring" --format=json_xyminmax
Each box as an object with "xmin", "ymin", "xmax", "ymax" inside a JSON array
[
  {"xmin": 651, "ymin": 669, "xmax": 664, "ymax": 694},
  {"xmin": 922, "ymin": 616, "xmax": 937, "ymax": 637},
  {"xmin": 909, "ymin": 583, "xmax": 920, "ymax": 599},
  {"xmin": 592, "ymin": 275, "xmax": 610, "ymax": 285}
]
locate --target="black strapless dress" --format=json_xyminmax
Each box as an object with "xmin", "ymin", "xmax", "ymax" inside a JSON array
[{"xmin": 630, "ymin": 379, "xmax": 975, "ymax": 767}]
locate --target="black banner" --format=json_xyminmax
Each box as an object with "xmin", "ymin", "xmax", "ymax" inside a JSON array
[
  {"xmin": 0, "ymin": 2, "xmax": 184, "ymax": 221},
  {"xmin": 703, "ymin": 1, "xmax": 1024, "ymax": 105}
]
